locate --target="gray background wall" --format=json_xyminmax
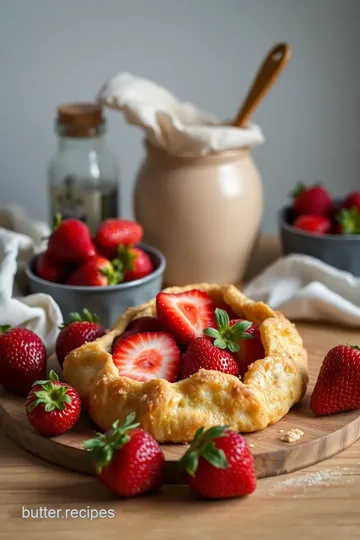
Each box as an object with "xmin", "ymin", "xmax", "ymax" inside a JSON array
[{"xmin": 1, "ymin": 0, "xmax": 359, "ymax": 232}]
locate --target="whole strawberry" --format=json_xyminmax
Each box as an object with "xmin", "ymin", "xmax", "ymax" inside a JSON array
[
  {"xmin": 35, "ymin": 251, "xmax": 67, "ymax": 283},
  {"xmin": 180, "ymin": 425, "xmax": 256, "ymax": 499},
  {"xmin": 114, "ymin": 246, "xmax": 154, "ymax": 282},
  {"xmin": 181, "ymin": 337, "xmax": 239, "ymax": 379},
  {"xmin": 204, "ymin": 308, "xmax": 264, "ymax": 377},
  {"xmin": 47, "ymin": 215, "xmax": 95, "ymax": 264},
  {"xmin": 66, "ymin": 255, "xmax": 121, "ymax": 286},
  {"xmin": 0, "ymin": 326, "xmax": 46, "ymax": 396},
  {"xmin": 95, "ymin": 219, "xmax": 143, "ymax": 260},
  {"xmin": 83, "ymin": 412, "xmax": 165, "ymax": 497},
  {"xmin": 56, "ymin": 309, "xmax": 105, "ymax": 367},
  {"xmin": 310, "ymin": 344, "xmax": 360, "ymax": 415},
  {"xmin": 292, "ymin": 183, "xmax": 332, "ymax": 217},
  {"xmin": 293, "ymin": 215, "xmax": 332, "ymax": 235},
  {"xmin": 25, "ymin": 370, "xmax": 81, "ymax": 436}
]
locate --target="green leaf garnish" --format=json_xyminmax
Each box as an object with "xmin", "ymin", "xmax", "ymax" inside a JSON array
[
  {"xmin": 82, "ymin": 412, "xmax": 140, "ymax": 474},
  {"xmin": 0, "ymin": 325, "xmax": 11, "ymax": 334},
  {"xmin": 179, "ymin": 425, "xmax": 229, "ymax": 477},
  {"xmin": 59, "ymin": 309, "xmax": 100, "ymax": 329},
  {"xmin": 203, "ymin": 308, "xmax": 254, "ymax": 353},
  {"xmin": 347, "ymin": 344, "xmax": 360, "ymax": 351},
  {"xmin": 27, "ymin": 370, "xmax": 71, "ymax": 412}
]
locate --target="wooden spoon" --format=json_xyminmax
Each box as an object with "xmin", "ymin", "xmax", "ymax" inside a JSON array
[{"xmin": 232, "ymin": 42, "xmax": 291, "ymax": 128}]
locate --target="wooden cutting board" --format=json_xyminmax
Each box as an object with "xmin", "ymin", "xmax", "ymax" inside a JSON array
[{"xmin": 1, "ymin": 322, "xmax": 360, "ymax": 483}]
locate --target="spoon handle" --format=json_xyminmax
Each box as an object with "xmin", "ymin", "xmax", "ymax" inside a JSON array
[{"xmin": 233, "ymin": 42, "xmax": 291, "ymax": 128}]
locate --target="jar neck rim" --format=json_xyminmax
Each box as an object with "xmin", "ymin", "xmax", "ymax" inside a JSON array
[
  {"xmin": 56, "ymin": 120, "xmax": 106, "ymax": 139},
  {"xmin": 144, "ymin": 139, "xmax": 251, "ymax": 164}
]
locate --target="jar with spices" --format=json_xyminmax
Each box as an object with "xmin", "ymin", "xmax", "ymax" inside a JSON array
[{"xmin": 48, "ymin": 103, "xmax": 119, "ymax": 233}]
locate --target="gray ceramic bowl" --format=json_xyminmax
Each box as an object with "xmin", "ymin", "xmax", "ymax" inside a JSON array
[
  {"xmin": 279, "ymin": 206, "xmax": 360, "ymax": 276},
  {"xmin": 26, "ymin": 243, "xmax": 166, "ymax": 328}
]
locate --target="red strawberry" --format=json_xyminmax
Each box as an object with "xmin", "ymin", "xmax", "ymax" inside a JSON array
[
  {"xmin": 66, "ymin": 255, "xmax": 121, "ymax": 286},
  {"xmin": 292, "ymin": 215, "xmax": 332, "ymax": 234},
  {"xmin": 95, "ymin": 219, "xmax": 143, "ymax": 259},
  {"xmin": 156, "ymin": 290, "xmax": 216, "ymax": 345},
  {"xmin": 127, "ymin": 316, "xmax": 164, "ymax": 333},
  {"xmin": 0, "ymin": 326, "xmax": 46, "ymax": 396},
  {"xmin": 56, "ymin": 309, "xmax": 105, "ymax": 367},
  {"xmin": 181, "ymin": 337, "xmax": 239, "ymax": 379},
  {"xmin": 47, "ymin": 215, "xmax": 95, "ymax": 263},
  {"xmin": 204, "ymin": 309, "xmax": 264, "ymax": 378},
  {"xmin": 343, "ymin": 192, "xmax": 360, "ymax": 212},
  {"xmin": 310, "ymin": 344, "xmax": 360, "ymax": 415},
  {"xmin": 112, "ymin": 332, "xmax": 181, "ymax": 382},
  {"xmin": 114, "ymin": 246, "xmax": 154, "ymax": 282},
  {"xmin": 25, "ymin": 370, "xmax": 81, "ymax": 436},
  {"xmin": 35, "ymin": 251, "xmax": 66, "ymax": 283},
  {"xmin": 180, "ymin": 425, "xmax": 256, "ymax": 499},
  {"xmin": 292, "ymin": 183, "xmax": 333, "ymax": 217},
  {"xmin": 214, "ymin": 302, "xmax": 238, "ymax": 320},
  {"xmin": 334, "ymin": 207, "xmax": 360, "ymax": 235},
  {"xmin": 112, "ymin": 317, "xmax": 164, "ymax": 353},
  {"xmin": 83, "ymin": 412, "xmax": 165, "ymax": 497}
]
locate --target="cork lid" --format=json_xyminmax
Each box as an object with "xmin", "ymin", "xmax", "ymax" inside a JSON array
[{"xmin": 57, "ymin": 103, "xmax": 104, "ymax": 137}]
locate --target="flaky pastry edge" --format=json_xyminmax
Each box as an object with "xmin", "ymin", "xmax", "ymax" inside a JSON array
[{"xmin": 63, "ymin": 284, "xmax": 308, "ymax": 442}]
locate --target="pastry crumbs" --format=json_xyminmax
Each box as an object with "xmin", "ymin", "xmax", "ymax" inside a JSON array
[{"xmin": 280, "ymin": 428, "xmax": 304, "ymax": 443}]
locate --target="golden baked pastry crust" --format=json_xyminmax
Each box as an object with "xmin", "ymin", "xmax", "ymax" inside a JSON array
[{"xmin": 63, "ymin": 284, "xmax": 308, "ymax": 442}]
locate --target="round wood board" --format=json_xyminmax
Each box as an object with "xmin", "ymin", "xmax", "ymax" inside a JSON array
[{"xmin": 1, "ymin": 322, "xmax": 360, "ymax": 483}]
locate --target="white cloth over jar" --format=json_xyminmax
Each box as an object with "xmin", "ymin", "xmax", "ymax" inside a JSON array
[{"xmin": 97, "ymin": 72, "xmax": 265, "ymax": 156}]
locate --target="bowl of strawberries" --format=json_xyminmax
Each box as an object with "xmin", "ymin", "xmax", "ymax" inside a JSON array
[
  {"xmin": 26, "ymin": 216, "xmax": 166, "ymax": 328},
  {"xmin": 279, "ymin": 184, "xmax": 360, "ymax": 275}
]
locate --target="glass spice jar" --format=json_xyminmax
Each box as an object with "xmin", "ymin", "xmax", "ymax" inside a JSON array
[{"xmin": 48, "ymin": 103, "xmax": 119, "ymax": 233}]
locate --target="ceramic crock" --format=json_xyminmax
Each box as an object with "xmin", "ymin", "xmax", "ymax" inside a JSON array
[{"xmin": 134, "ymin": 141, "xmax": 263, "ymax": 286}]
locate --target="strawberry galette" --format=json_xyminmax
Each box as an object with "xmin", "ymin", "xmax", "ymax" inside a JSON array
[{"xmin": 63, "ymin": 284, "xmax": 308, "ymax": 442}]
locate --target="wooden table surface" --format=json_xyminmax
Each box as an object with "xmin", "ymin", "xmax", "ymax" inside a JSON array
[{"xmin": 1, "ymin": 236, "xmax": 360, "ymax": 540}]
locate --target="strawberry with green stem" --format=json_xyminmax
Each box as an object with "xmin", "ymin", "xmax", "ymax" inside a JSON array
[
  {"xmin": 179, "ymin": 425, "xmax": 256, "ymax": 499},
  {"xmin": 113, "ymin": 245, "xmax": 154, "ymax": 282},
  {"xmin": 25, "ymin": 370, "xmax": 81, "ymax": 436},
  {"xmin": 291, "ymin": 183, "xmax": 333, "ymax": 217},
  {"xmin": 47, "ymin": 214, "xmax": 96, "ymax": 263},
  {"xmin": 83, "ymin": 412, "xmax": 165, "ymax": 497},
  {"xmin": 56, "ymin": 309, "xmax": 105, "ymax": 367},
  {"xmin": 66, "ymin": 254, "xmax": 123, "ymax": 286},
  {"xmin": 204, "ymin": 308, "xmax": 265, "ymax": 377}
]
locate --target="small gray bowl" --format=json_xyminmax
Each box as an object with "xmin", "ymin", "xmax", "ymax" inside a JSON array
[
  {"xmin": 279, "ymin": 206, "xmax": 360, "ymax": 276},
  {"xmin": 26, "ymin": 243, "xmax": 166, "ymax": 328}
]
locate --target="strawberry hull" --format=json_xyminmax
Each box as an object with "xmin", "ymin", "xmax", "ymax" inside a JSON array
[{"xmin": 26, "ymin": 243, "xmax": 166, "ymax": 329}]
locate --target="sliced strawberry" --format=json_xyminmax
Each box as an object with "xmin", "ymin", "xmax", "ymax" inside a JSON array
[
  {"xmin": 112, "ymin": 318, "xmax": 164, "ymax": 353},
  {"xmin": 112, "ymin": 332, "xmax": 181, "ymax": 382},
  {"xmin": 156, "ymin": 290, "xmax": 216, "ymax": 345},
  {"xmin": 112, "ymin": 328, "xmax": 139, "ymax": 353}
]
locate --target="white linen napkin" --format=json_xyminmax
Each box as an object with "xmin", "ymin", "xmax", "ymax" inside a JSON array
[
  {"xmin": 244, "ymin": 254, "xmax": 360, "ymax": 327},
  {"xmin": 0, "ymin": 206, "xmax": 63, "ymax": 352},
  {"xmin": 97, "ymin": 72, "xmax": 265, "ymax": 156}
]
